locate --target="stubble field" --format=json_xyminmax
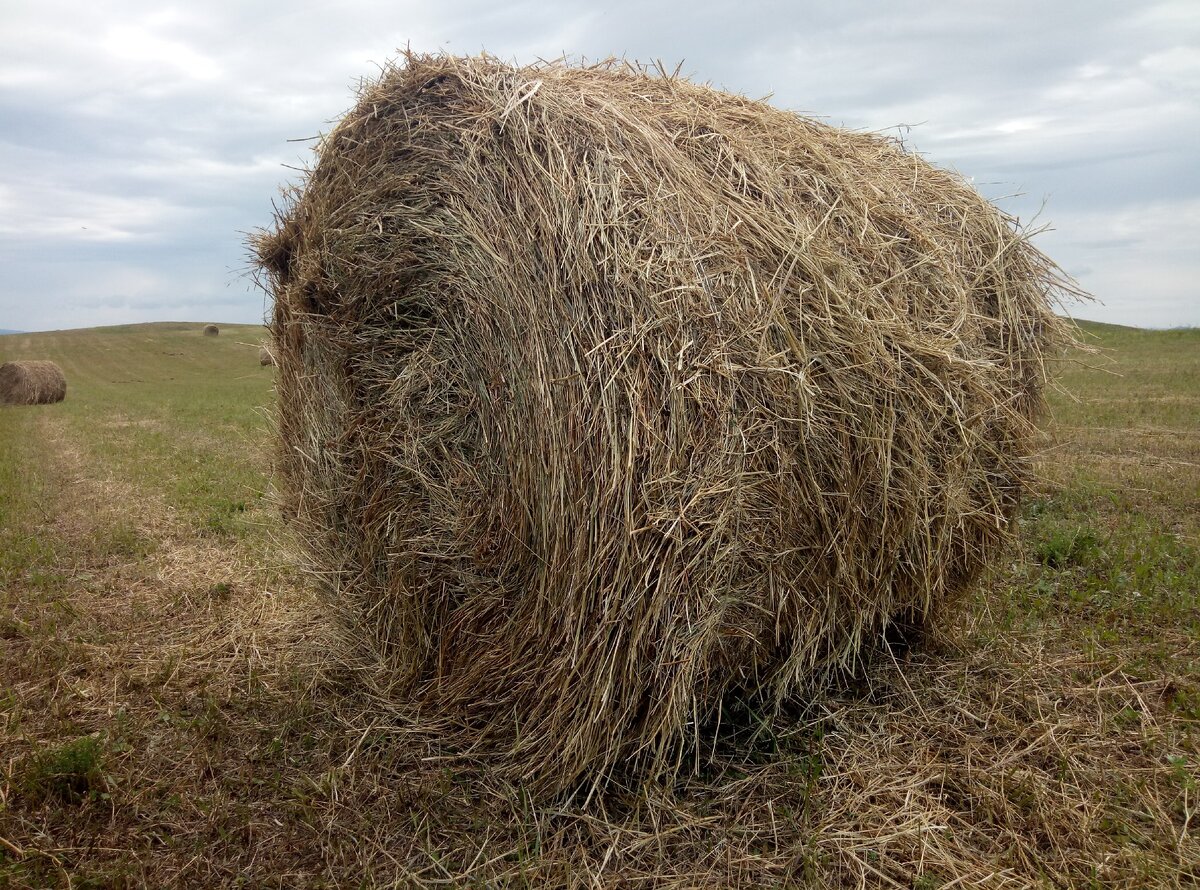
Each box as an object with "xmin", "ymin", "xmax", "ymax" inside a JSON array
[{"xmin": 1, "ymin": 320, "xmax": 1197, "ymax": 887}]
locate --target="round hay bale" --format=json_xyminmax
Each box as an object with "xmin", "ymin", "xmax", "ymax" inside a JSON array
[
  {"xmin": 259, "ymin": 345, "xmax": 276, "ymax": 366},
  {"xmin": 256, "ymin": 55, "xmax": 1079, "ymax": 793},
  {"xmin": 0, "ymin": 360, "xmax": 66, "ymax": 405},
  {"xmin": 202, "ymin": 324, "xmax": 219, "ymax": 337}
]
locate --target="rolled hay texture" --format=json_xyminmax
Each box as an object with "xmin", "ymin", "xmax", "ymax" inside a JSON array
[
  {"xmin": 0, "ymin": 360, "xmax": 66, "ymax": 405},
  {"xmin": 203, "ymin": 324, "xmax": 220, "ymax": 336},
  {"xmin": 259, "ymin": 345, "xmax": 276, "ymax": 366},
  {"xmin": 257, "ymin": 55, "xmax": 1078, "ymax": 793}
]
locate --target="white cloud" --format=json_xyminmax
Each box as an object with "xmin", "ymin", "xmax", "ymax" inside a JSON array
[
  {"xmin": 1036, "ymin": 198, "xmax": 1200, "ymax": 327},
  {"xmin": 1140, "ymin": 45, "xmax": 1200, "ymax": 91},
  {"xmin": 101, "ymin": 24, "xmax": 223, "ymax": 81},
  {"xmin": 994, "ymin": 118, "xmax": 1052, "ymax": 136},
  {"xmin": 0, "ymin": 182, "xmax": 191, "ymax": 243},
  {"xmin": 129, "ymin": 147, "xmax": 288, "ymax": 182}
]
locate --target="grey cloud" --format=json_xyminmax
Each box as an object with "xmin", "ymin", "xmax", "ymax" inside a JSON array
[{"xmin": 0, "ymin": 0, "xmax": 1197, "ymax": 330}]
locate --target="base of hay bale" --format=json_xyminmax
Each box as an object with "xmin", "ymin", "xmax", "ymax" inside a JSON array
[
  {"xmin": 0, "ymin": 360, "xmax": 66, "ymax": 405},
  {"xmin": 202, "ymin": 324, "xmax": 220, "ymax": 337},
  {"xmin": 257, "ymin": 54, "xmax": 1080, "ymax": 795}
]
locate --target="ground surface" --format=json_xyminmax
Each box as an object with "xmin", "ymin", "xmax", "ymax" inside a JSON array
[{"xmin": 1, "ymin": 320, "xmax": 1196, "ymax": 888}]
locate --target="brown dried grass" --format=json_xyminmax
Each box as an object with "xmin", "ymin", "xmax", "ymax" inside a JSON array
[
  {"xmin": 0, "ymin": 360, "xmax": 66, "ymax": 406},
  {"xmin": 255, "ymin": 53, "xmax": 1083, "ymax": 796}
]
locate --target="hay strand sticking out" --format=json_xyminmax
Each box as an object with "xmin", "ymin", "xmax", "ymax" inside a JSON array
[
  {"xmin": 256, "ymin": 54, "xmax": 1081, "ymax": 795},
  {"xmin": 0, "ymin": 360, "xmax": 66, "ymax": 405},
  {"xmin": 203, "ymin": 324, "xmax": 220, "ymax": 337}
]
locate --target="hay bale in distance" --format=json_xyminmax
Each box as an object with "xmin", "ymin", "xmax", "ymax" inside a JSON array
[
  {"xmin": 0, "ymin": 360, "xmax": 66, "ymax": 405},
  {"xmin": 257, "ymin": 54, "xmax": 1079, "ymax": 794},
  {"xmin": 203, "ymin": 324, "xmax": 219, "ymax": 337},
  {"xmin": 259, "ymin": 345, "xmax": 276, "ymax": 366}
]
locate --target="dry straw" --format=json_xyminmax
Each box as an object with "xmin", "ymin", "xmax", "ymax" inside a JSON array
[
  {"xmin": 203, "ymin": 324, "xmax": 220, "ymax": 337},
  {"xmin": 256, "ymin": 54, "xmax": 1081, "ymax": 795},
  {"xmin": 0, "ymin": 360, "xmax": 66, "ymax": 405}
]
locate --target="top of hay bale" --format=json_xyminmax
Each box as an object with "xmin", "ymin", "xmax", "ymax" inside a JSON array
[
  {"xmin": 0, "ymin": 360, "xmax": 66, "ymax": 405},
  {"xmin": 257, "ymin": 53, "xmax": 1082, "ymax": 794},
  {"xmin": 202, "ymin": 324, "xmax": 219, "ymax": 336}
]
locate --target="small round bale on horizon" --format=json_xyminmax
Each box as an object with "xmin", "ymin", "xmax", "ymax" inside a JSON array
[
  {"xmin": 256, "ymin": 53, "xmax": 1082, "ymax": 795},
  {"xmin": 0, "ymin": 360, "xmax": 67, "ymax": 405},
  {"xmin": 259, "ymin": 345, "xmax": 276, "ymax": 366},
  {"xmin": 202, "ymin": 324, "xmax": 220, "ymax": 336}
]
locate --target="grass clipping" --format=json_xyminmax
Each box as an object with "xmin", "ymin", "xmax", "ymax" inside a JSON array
[
  {"xmin": 257, "ymin": 54, "xmax": 1079, "ymax": 795},
  {"xmin": 0, "ymin": 360, "xmax": 66, "ymax": 405}
]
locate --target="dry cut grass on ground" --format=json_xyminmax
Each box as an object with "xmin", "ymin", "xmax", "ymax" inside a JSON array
[{"xmin": 0, "ymin": 320, "xmax": 1197, "ymax": 888}]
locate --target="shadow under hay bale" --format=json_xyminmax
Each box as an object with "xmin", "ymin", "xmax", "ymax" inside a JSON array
[
  {"xmin": 0, "ymin": 360, "xmax": 66, "ymax": 406},
  {"xmin": 202, "ymin": 324, "xmax": 219, "ymax": 337},
  {"xmin": 259, "ymin": 345, "xmax": 276, "ymax": 366},
  {"xmin": 256, "ymin": 54, "xmax": 1081, "ymax": 795}
]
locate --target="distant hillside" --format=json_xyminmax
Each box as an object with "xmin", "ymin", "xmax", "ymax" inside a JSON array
[
  {"xmin": 1070, "ymin": 317, "xmax": 1198, "ymax": 335},
  {"xmin": 0, "ymin": 322, "xmax": 266, "ymax": 337},
  {"xmin": 1070, "ymin": 318, "xmax": 1140, "ymax": 333}
]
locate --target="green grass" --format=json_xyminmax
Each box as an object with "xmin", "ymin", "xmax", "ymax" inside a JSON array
[
  {"xmin": 0, "ymin": 323, "xmax": 275, "ymax": 542},
  {"xmin": 17, "ymin": 735, "xmax": 108, "ymax": 804},
  {"xmin": 1048, "ymin": 320, "xmax": 1200, "ymax": 537},
  {"xmin": 0, "ymin": 406, "xmax": 59, "ymax": 591},
  {"xmin": 1054, "ymin": 321, "xmax": 1200, "ymax": 433}
]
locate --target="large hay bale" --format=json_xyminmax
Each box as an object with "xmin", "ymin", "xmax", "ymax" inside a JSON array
[
  {"xmin": 259, "ymin": 345, "xmax": 276, "ymax": 366},
  {"xmin": 0, "ymin": 360, "xmax": 66, "ymax": 406},
  {"xmin": 203, "ymin": 324, "xmax": 220, "ymax": 337},
  {"xmin": 256, "ymin": 55, "xmax": 1078, "ymax": 793}
]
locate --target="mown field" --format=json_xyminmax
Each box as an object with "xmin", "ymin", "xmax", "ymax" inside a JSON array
[{"xmin": 1, "ymin": 320, "xmax": 1197, "ymax": 888}]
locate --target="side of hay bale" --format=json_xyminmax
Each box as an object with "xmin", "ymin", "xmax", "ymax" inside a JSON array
[
  {"xmin": 203, "ymin": 324, "xmax": 220, "ymax": 337},
  {"xmin": 256, "ymin": 55, "xmax": 1079, "ymax": 794},
  {"xmin": 0, "ymin": 360, "xmax": 67, "ymax": 405},
  {"xmin": 259, "ymin": 344, "xmax": 276, "ymax": 366}
]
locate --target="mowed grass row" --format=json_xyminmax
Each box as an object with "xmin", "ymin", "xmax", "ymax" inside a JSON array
[
  {"xmin": 1, "ymin": 323, "xmax": 300, "ymax": 888},
  {"xmin": 1, "ymin": 318, "xmax": 1197, "ymax": 887}
]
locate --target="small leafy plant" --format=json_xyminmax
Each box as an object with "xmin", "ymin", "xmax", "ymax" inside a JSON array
[{"xmin": 20, "ymin": 734, "xmax": 108, "ymax": 803}]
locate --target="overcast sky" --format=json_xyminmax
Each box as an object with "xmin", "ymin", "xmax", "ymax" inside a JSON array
[{"xmin": 1, "ymin": 0, "xmax": 1197, "ymax": 331}]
